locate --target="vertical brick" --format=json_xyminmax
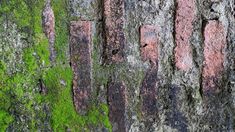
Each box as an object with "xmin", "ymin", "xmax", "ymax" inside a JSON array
[
  {"xmin": 104, "ymin": 0, "xmax": 125, "ymax": 64},
  {"xmin": 140, "ymin": 25, "xmax": 158, "ymax": 117},
  {"xmin": 70, "ymin": 21, "xmax": 92, "ymax": 114},
  {"xmin": 108, "ymin": 81, "xmax": 127, "ymax": 132},
  {"xmin": 202, "ymin": 21, "xmax": 226, "ymax": 93},
  {"xmin": 174, "ymin": 0, "xmax": 195, "ymax": 71},
  {"xmin": 140, "ymin": 65, "xmax": 158, "ymax": 117},
  {"xmin": 42, "ymin": 0, "xmax": 56, "ymax": 63},
  {"xmin": 140, "ymin": 25, "xmax": 158, "ymax": 66}
]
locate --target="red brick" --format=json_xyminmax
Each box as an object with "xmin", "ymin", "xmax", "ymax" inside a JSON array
[
  {"xmin": 70, "ymin": 21, "xmax": 92, "ymax": 114},
  {"xmin": 140, "ymin": 25, "xmax": 158, "ymax": 66},
  {"xmin": 140, "ymin": 64, "xmax": 158, "ymax": 117},
  {"xmin": 42, "ymin": 0, "xmax": 56, "ymax": 63},
  {"xmin": 174, "ymin": 0, "xmax": 195, "ymax": 71},
  {"xmin": 108, "ymin": 81, "xmax": 127, "ymax": 132},
  {"xmin": 104, "ymin": 0, "xmax": 125, "ymax": 64},
  {"xmin": 202, "ymin": 20, "xmax": 226, "ymax": 93}
]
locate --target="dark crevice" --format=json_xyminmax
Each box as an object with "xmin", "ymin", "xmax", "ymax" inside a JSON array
[{"xmin": 199, "ymin": 20, "xmax": 208, "ymax": 98}]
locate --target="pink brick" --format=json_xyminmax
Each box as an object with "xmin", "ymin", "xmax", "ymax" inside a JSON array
[
  {"xmin": 104, "ymin": 0, "xmax": 125, "ymax": 64},
  {"xmin": 202, "ymin": 21, "xmax": 226, "ymax": 93},
  {"xmin": 42, "ymin": 0, "xmax": 56, "ymax": 63},
  {"xmin": 70, "ymin": 21, "xmax": 92, "ymax": 114},
  {"xmin": 174, "ymin": 0, "xmax": 195, "ymax": 71},
  {"xmin": 140, "ymin": 25, "xmax": 158, "ymax": 66}
]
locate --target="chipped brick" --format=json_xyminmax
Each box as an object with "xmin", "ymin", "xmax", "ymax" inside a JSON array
[
  {"xmin": 104, "ymin": 0, "xmax": 125, "ymax": 64},
  {"xmin": 42, "ymin": 0, "xmax": 56, "ymax": 63},
  {"xmin": 108, "ymin": 81, "xmax": 127, "ymax": 132},
  {"xmin": 202, "ymin": 20, "xmax": 226, "ymax": 93},
  {"xmin": 140, "ymin": 64, "xmax": 158, "ymax": 117},
  {"xmin": 174, "ymin": 0, "xmax": 195, "ymax": 71},
  {"xmin": 140, "ymin": 25, "xmax": 158, "ymax": 66},
  {"xmin": 70, "ymin": 21, "xmax": 92, "ymax": 114}
]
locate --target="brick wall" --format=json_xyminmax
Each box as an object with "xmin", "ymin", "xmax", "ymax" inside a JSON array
[{"xmin": 68, "ymin": 0, "xmax": 235, "ymax": 131}]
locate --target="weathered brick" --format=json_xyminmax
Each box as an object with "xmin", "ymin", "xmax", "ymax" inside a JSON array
[
  {"xmin": 70, "ymin": 21, "xmax": 92, "ymax": 114},
  {"xmin": 140, "ymin": 25, "xmax": 158, "ymax": 66},
  {"xmin": 104, "ymin": 0, "xmax": 125, "ymax": 64},
  {"xmin": 202, "ymin": 20, "xmax": 226, "ymax": 93},
  {"xmin": 174, "ymin": 0, "xmax": 195, "ymax": 71},
  {"xmin": 42, "ymin": 0, "xmax": 56, "ymax": 63},
  {"xmin": 108, "ymin": 81, "xmax": 127, "ymax": 132},
  {"xmin": 140, "ymin": 64, "xmax": 158, "ymax": 117},
  {"xmin": 140, "ymin": 25, "xmax": 158, "ymax": 118}
]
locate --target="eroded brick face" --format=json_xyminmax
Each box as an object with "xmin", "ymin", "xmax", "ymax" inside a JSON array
[
  {"xmin": 70, "ymin": 21, "xmax": 92, "ymax": 114},
  {"xmin": 108, "ymin": 82, "xmax": 126, "ymax": 132},
  {"xmin": 174, "ymin": 0, "xmax": 195, "ymax": 71},
  {"xmin": 104, "ymin": 0, "xmax": 125, "ymax": 64},
  {"xmin": 202, "ymin": 21, "xmax": 226, "ymax": 93},
  {"xmin": 140, "ymin": 25, "xmax": 158, "ymax": 66},
  {"xmin": 140, "ymin": 25, "xmax": 158, "ymax": 118},
  {"xmin": 140, "ymin": 64, "xmax": 158, "ymax": 117},
  {"xmin": 42, "ymin": 0, "xmax": 56, "ymax": 63}
]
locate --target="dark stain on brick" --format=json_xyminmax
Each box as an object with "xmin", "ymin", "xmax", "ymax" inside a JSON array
[
  {"xmin": 140, "ymin": 63, "xmax": 158, "ymax": 118},
  {"xmin": 166, "ymin": 85, "xmax": 188, "ymax": 132},
  {"xmin": 103, "ymin": 0, "xmax": 125, "ymax": 64},
  {"xmin": 70, "ymin": 21, "xmax": 92, "ymax": 115},
  {"xmin": 108, "ymin": 81, "xmax": 126, "ymax": 132}
]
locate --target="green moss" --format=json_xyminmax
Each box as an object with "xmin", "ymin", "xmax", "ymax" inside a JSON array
[
  {"xmin": 1, "ymin": 0, "xmax": 112, "ymax": 131},
  {"xmin": 43, "ymin": 66, "xmax": 111, "ymax": 131},
  {"xmin": 0, "ymin": 110, "xmax": 13, "ymax": 131},
  {"xmin": 51, "ymin": 0, "xmax": 69, "ymax": 64}
]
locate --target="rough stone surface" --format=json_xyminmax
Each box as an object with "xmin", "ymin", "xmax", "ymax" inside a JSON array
[
  {"xmin": 202, "ymin": 20, "xmax": 226, "ymax": 93},
  {"xmin": 174, "ymin": 0, "xmax": 195, "ymax": 71},
  {"xmin": 70, "ymin": 21, "xmax": 92, "ymax": 114},
  {"xmin": 103, "ymin": 0, "xmax": 125, "ymax": 64}
]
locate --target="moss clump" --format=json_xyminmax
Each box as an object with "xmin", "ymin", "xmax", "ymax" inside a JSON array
[
  {"xmin": 51, "ymin": 0, "xmax": 70, "ymax": 64},
  {"xmin": 0, "ymin": 110, "xmax": 13, "ymax": 131},
  {"xmin": 43, "ymin": 66, "xmax": 111, "ymax": 131}
]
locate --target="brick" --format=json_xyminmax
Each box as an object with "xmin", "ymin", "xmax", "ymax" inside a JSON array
[
  {"xmin": 140, "ymin": 64, "xmax": 158, "ymax": 117},
  {"xmin": 70, "ymin": 21, "xmax": 92, "ymax": 114},
  {"xmin": 42, "ymin": 0, "xmax": 56, "ymax": 63},
  {"xmin": 202, "ymin": 20, "xmax": 226, "ymax": 93},
  {"xmin": 108, "ymin": 81, "xmax": 127, "ymax": 132},
  {"xmin": 140, "ymin": 25, "xmax": 158, "ymax": 117},
  {"xmin": 140, "ymin": 25, "xmax": 158, "ymax": 66},
  {"xmin": 166, "ymin": 85, "xmax": 188, "ymax": 131},
  {"xmin": 174, "ymin": 0, "xmax": 195, "ymax": 71},
  {"xmin": 104, "ymin": 0, "xmax": 125, "ymax": 64}
]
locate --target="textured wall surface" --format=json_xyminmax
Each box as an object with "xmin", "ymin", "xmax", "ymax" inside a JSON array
[{"xmin": 0, "ymin": 0, "xmax": 235, "ymax": 131}]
